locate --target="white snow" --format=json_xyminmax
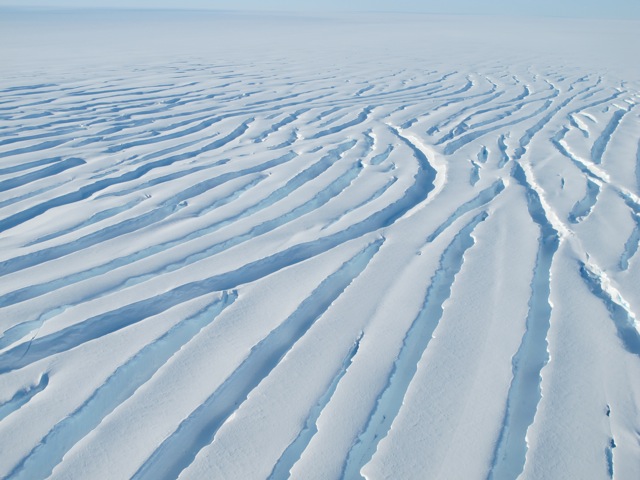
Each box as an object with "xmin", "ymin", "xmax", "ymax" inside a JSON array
[{"xmin": 1, "ymin": 8, "xmax": 639, "ymax": 480}]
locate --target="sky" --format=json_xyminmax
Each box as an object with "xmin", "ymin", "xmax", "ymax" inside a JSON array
[{"xmin": 1, "ymin": 0, "xmax": 639, "ymax": 19}]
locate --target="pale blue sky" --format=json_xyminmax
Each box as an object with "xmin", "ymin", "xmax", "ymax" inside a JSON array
[{"xmin": 1, "ymin": 0, "xmax": 639, "ymax": 18}]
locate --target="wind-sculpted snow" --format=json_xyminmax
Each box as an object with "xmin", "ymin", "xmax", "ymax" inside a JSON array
[
  {"xmin": 1, "ymin": 11, "xmax": 640, "ymax": 480},
  {"xmin": 488, "ymin": 163, "xmax": 560, "ymax": 480},
  {"xmin": 343, "ymin": 211, "xmax": 488, "ymax": 479}
]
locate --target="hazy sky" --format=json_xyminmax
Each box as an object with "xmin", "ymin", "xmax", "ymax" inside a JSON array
[{"xmin": 1, "ymin": 0, "xmax": 639, "ymax": 18}]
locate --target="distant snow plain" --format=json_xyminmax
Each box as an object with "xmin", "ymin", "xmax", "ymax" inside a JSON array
[{"xmin": 0, "ymin": 9, "xmax": 639, "ymax": 480}]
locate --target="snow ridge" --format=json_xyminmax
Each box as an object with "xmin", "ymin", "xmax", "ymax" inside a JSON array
[{"xmin": 343, "ymin": 211, "xmax": 488, "ymax": 479}]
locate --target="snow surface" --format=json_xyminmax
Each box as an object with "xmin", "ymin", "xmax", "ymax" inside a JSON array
[{"xmin": 1, "ymin": 9, "xmax": 640, "ymax": 480}]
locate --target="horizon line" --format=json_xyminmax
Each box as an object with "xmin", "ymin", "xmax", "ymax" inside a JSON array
[{"xmin": 0, "ymin": 5, "xmax": 639, "ymax": 21}]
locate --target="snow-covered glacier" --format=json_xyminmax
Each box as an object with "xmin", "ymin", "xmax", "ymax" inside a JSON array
[{"xmin": 1, "ymin": 9, "xmax": 639, "ymax": 480}]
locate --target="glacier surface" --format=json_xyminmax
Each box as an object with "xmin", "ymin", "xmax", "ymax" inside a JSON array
[{"xmin": 1, "ymin": 9, "xmax": 639, "ymax": 480}]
